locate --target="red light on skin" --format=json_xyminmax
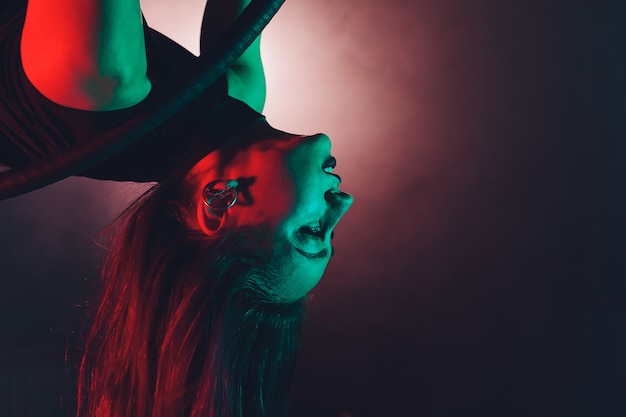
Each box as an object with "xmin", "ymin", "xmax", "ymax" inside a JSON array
[
  {"xmin": 186, "ymin": 120, "xmax": 352, "ymax": 302},
  {"xmin": 20, "ymin": 0, "xmax": 149, "ymax": 111},
  {"xmin": 189, "ymin": 136, "xmax": 296, "ymax": 236}
]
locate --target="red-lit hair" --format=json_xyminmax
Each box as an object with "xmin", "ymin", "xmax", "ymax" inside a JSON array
[{"xmin": 77, "ymin": 177, "xmax": 304, "ymax": 417}]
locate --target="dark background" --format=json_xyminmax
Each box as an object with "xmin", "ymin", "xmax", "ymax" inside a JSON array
[{"xmin": 2, "ymin": 1, "xmax": 626, "ymax": 416}]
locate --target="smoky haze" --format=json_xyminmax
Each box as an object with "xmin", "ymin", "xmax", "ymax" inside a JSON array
[{"xmin": 1, "ymin": 1, "xmax": 625, "ymax": 417}]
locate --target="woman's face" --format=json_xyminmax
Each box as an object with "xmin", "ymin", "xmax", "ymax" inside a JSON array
[{"xmin": 190, "ymin": 123, "xmax": 353, "ymax": 302}]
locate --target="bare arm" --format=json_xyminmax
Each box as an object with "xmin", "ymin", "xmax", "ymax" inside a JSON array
[
  {"xmin": 201, "ymin": 0, "xmax": 266, "ymax": 112},
  {"xmin": 20, "ymin": 0, "xmax": 151, "ymax": 111}
]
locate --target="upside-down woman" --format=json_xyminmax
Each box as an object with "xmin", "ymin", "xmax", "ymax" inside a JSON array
[{"xmin": 0, "ymin": 0, "xmax": 353, "ymax": 415}]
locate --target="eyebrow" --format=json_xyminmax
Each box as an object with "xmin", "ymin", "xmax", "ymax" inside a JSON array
[{"xmin": 294, "ymin": 247, "xmax": 329, "ymax": 260}]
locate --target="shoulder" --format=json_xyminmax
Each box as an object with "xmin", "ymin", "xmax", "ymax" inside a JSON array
[
  {"xmin": 225, "ymin": 65, "xmax": 266, "ymax": 114},
  {"xmin": 224, "ymin": 36, "xmax": 266, "ymax": 113}
]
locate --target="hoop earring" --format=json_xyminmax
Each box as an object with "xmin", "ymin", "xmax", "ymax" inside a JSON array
[{"xmin": 203, "ymin": 180, "xmax": 239, "ymax": 215}]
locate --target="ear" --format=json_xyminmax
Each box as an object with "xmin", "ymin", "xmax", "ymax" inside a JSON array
[{"xmin": 196, "ymin": 201, "xmax": 230, "ymax": 236}]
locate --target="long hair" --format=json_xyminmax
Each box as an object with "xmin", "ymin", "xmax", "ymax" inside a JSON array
[{"xmin": 77, "ymin": 176, "xmax": 305, "ymax": 417}]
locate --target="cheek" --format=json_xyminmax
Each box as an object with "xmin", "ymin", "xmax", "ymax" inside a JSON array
[
  {"xmin": 244, "ymin": 156, "xmax": 297, "ymax": 226},
  {"xmin": 291, "ymin": 182, "xmax": 326, "ymax": 220},
  {"xmin": 266, "ymin": 180, "xmax": 295, "ymax": 216}
]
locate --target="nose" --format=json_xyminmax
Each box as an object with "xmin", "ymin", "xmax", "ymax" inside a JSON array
[{"xmin": 324, "ymin": 190, "xmax": 354, "ymax": 231}]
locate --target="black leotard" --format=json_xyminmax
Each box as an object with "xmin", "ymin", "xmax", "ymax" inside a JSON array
[{"xmin": 0, "ymin": 10, "xmax": 264, "ymax": 182}]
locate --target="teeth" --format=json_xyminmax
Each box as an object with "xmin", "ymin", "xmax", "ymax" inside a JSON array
[{"xmin": 323, "ymin": 167, "xmax": 334, "ymax": 173}]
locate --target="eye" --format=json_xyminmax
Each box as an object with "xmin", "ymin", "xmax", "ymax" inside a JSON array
[
  {"xmin": 295, "ymin": 225, "xmax": 328, "ymax": 255},
  {"xmin": 299, "ymin": 225, "xmax": 323, "ymax": 239}
]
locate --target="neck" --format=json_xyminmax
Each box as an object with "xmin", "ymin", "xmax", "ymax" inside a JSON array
[{"xmin": 186, "ymin": 117, "xmax": 294, "ymax": 184}]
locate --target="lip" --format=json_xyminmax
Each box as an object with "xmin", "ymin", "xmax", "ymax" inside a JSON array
[
  {"xmin": 323, "ymin": 156, "xmax": 342, "ymax": 183},
  {"xmin": 323, "ymin": 156, "xmax": 337, "ymax": 169}
]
